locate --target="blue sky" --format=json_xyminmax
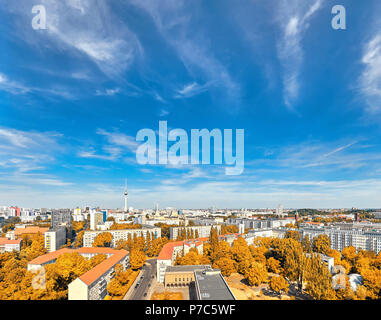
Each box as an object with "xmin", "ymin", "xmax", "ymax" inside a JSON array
[{"xmin": 1, "ymin": 0, "xmax": 381, "ymax": 209}]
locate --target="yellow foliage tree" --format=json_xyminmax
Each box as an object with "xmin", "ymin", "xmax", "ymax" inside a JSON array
[
  {"xmin": 212, "ymin": 257, "xmax": 237, "ymax": 277},
  {"xmin": 267, "ymin": 257, "xmax": 282, "ymax": 274},
  {"xmin": 244, "ymin": 262, "xmax": 268, "ymax": 287},
  {"xmin": 92, "ymin": 232, "xmax": 113, "ymax": 247},
  {"xmin": 269, "ymin": 275, "xmax": 289, "ymax": 294},
  {"xmin": 312, "ymin": 235, "xmax": 331, "ymax": 255},
  {"xmin": 130, "ymin": 249, "xmax": 146, "ymax": 270}
]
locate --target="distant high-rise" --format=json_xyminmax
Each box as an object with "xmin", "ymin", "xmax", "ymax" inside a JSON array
[
  {"xmin": 51, "ymin": 209, "xmax": 72, "ymax": 229},
  {"xmin": 276, "ymin": 204, "xmax": 284, "ymax": 216},
  {"xmin": 124, "ymin": 179, "xmax": 128, "ymax": 213}
]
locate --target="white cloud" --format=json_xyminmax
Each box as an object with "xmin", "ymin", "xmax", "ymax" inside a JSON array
[
  {"xmin": 159, "ymin": 109, "xmax": 169, "ymax": 117},
  {"xmin": 95, "ymin": 88, "xmax": 120, "ymax": 96},
  {"xmin": 175, "ymin": 81, "xmax": 213, "ymax": 98},
  {"xmin": 96, "ymin": 129, "xmax": 139, "ymax": 152},
  {"xmin": 6, "ymin": 0, "xmax": 143, "ymax": 78},
  {"xmin": 0, "ymin": 127, "xmax": 72, "ymax": 190},
  {"xmin": 78, "ymin": 129, "xmax": 138, "ymax": 161},
  {"xmin": 128, "ymin": 0, "xmax": 240, "ymax": 103},
  {"xmin": 360, "ymin": 34, "xmax": 381, "ymax": 113},
  {"xmin": 276, "ymin": 0, "xmax": 323, "ymax": 111}
]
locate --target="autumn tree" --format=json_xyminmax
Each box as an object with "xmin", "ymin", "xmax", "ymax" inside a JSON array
[
  {"xmin": 231, "ymin": 237, "xmax": 253, "ymax": 275},
  {"xmin": 302, "ymin": 235, "xmax": 311, "ymax": 252},
  {"xmin": 312, "ymin": 235, "xmax": 331, "ymax": 255},
  {"xmin": 355, "ymin": 285, "xmax": 368, "ymax": 300},
  {"xmin": 213, "ymin": 257, "xmax": 237, "ymax": 277},
  {"xmin": 19, "ymin": 233, "xmax": 47, "ymax": 261},
  {"xmin": 88, "ymin": 254, "xmax": 107, "ymax": 268},
  {"xmin": 283, "ymin": 241, "xmax": 309, "ymax": 291},
  {"xmin": 269, "ymin": 275, "xmax": 289, "ymax": 295},
  {"xmin": 210, "ymin": 241, "xmax": 232, "ymax": 262},
  {"xmin": 73, "ymin": 230, "xmax": 84, "ymax": 248},
  {"xmin": 342, "ymin": 246, "xmax": 357, "ymax": 262},
  {"xmin": 327, "ymin": 249, "xmax": 342, "ymax": 265},
  {"xmin": 107, "ymin": 264, "xmax": 137, "ymax": 299},
  {"xmin": 244, "ymin": 262, "xmax": 268, "ymax": 287},
  {"xmin": 285, "ymin": 230, "xmax": 301, "ymax": 242},
  {"xmin": 249, "ymin": 245, "xmax": 267, "ymax": 265},
  {"xmin": 361, "ymin": 268, "xmax": 381, "ymax": 299},
  {"xmin": 130, "ymin": 249, "xmax": 146, "ymax": 270},
  {"xmin": 267, "ymin": 257, "xmax": 282, "ymax": 274},
  {"xmin": 92, "ymin": 232, "xmax": 113, "ymax": 247},
  {"xmin": 209, "ymin": 227, "xmax": 219, "ymax": 251},
  {"xmin": 176, "ymin": 248, "xmax": 210, "ymax": 266},
  {"xmin": 305, "ymin": 253, "xmax": 336, "ymax": 300}
]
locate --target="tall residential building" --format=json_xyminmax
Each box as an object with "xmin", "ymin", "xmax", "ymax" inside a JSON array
[
  {"xmin": 90, "ymin": 212, "xmax": 104, "ymax": 230},
  {"xmin": 83, "ymin": 227, "xmax": 161, "ymax": 248},
  {"xmin": 51, "ymin": 209, "xmax": 72, "ymax": 228},
  {"xmin": 45, "ymin": 226, "xmax": 67, "ymax": 252}
]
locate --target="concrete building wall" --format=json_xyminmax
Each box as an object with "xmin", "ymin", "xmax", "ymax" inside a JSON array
[
  {"xmin": 83, "ymin": 227, "xmax": 161, "ymax": 247},
  {"xmin": 68, "ymin": 278, "xmax": 89, "ymax": 300}
]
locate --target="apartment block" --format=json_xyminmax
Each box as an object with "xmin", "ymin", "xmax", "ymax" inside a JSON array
[
  {"xmin": 0, "ymin": 238, "xmax": 22, "ymax": 253},
  {"xmin": 83, "ymin": 227, "xmax": 161, "ymax": 248},
  {"xmin": 27, "ymin": 247, "xmax": 129, "ymax": 300},
  {"xmin": 45, "ymin": 226, "xmax": 67, "ymax": 252},
  {"xmin": 169, "ymin": 225, "xmax": 221, "ymax": 240}
]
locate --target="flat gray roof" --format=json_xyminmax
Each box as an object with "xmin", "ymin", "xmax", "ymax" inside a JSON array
[
  {"xmin": 166, "ymin": 265, "xmax": 211, "ymax": 273},
  {"xmin": 195, "ymin": 270, "xmax": 235, "ymax": 300}
]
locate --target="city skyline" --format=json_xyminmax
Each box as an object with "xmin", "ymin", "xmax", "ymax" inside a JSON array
[{"xmin": 1, "ymin": 1, "xmax": 381, "ymax": 208}]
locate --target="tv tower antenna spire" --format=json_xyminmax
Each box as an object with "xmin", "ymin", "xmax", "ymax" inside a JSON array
[{"xmin": 124, "ymin": 179, "xmax": 128, "ymax": 213}]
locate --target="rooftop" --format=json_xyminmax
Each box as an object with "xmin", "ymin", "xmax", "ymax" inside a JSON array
[
  {"xmin": 14, "ymin": 226, "xmax": 49, "ymax": 236},
  {"xmin": 166, "ymin": 265, "xmax": 212, "ymax": 273},
  {"xmin": 28, "ymin": 247, "xmax": 129, "ymax": 286},
  {"xmin": 157, "ymin": 238, "xmax": 208, "ymax": 260},
  {"xmin": 194, "ymin": 270, "xmax": 235, "ymax": 300},
  {"xmin": 0, "ymin": 237, "xmax": 22, "ymax": 245}
]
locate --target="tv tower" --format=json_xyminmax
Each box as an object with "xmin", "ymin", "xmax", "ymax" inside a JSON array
[{"xmin": 124, "ymin": 179, "xmax": 128, "ymax": 213}]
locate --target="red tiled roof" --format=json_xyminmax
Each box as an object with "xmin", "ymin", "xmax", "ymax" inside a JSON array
[
  {"xmin": 157, "ymin": 234, "xmax": 245, "ymax": 261},
  {"xmin": 157, "ymin": 241, "xmax": 184, "ymax": 260},
  {"xmin": 79, "ymin": 249, "xmax": 128, "ymax": 286},
  {"xmin": 158, "ymin": 238, "xmax": 208, "ymax": 260},
  {"xmin": 15, "ymin": 226, "xmax": 49, "ymax": 236},
  {"xmin": 0, "ymin": 238, "xmax": 22, "ymax": 245},
  {"xmin": 28, "ymin": 247, "xmax": 122, "ymax": 265},
  {"xmin": 28, "ymin": 248, "xmax": 73, "ymax": 265},
  {"xmin": 28, "ymin": 247, "xmax": 128, "ymax": 285},
  {"xmin": 28, "ymin": 247, "xmax": 129, "ymax": 286}
]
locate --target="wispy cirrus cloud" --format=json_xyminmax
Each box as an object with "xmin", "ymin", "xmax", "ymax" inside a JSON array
[
  {"xmin": 128, "ymin": 0, "xmax": 240, "ymax": 104},
  {"xmin": 95, "ymin": 87, "xmax": 120, "ymax": 96},
  {"xmin": 276, "ymin": 0, "xmax": 323, "ymax": 112},
  {"xmin": 5, "ymin": 0, "xmax": 143, "ymax": 78},
  {"xmin": 360, "ymin": 34, "xmax": 381, "ymax": 114},
  {"xmin": 174, "ymin": 81, "xmax": 213, "ymax": 98},
  {"xmin": 246, "ymin": 139, "xmax": 379, "ymax": 173},
  {"xmin": 0, "ymin": 72, "xmax": 75, "ymax": 99},
  {"xmin": 78, "ymin": 129, "xmax": 138, "ymax": 161},
  {"xmin": 0, "ymin": 127, "xmax": 73, "ymax": 189}
]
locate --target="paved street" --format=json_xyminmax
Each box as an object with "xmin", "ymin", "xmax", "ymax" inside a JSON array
[{"xmin": 128, "ymin": 259, "xmax": 157, "ymax": 300}]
